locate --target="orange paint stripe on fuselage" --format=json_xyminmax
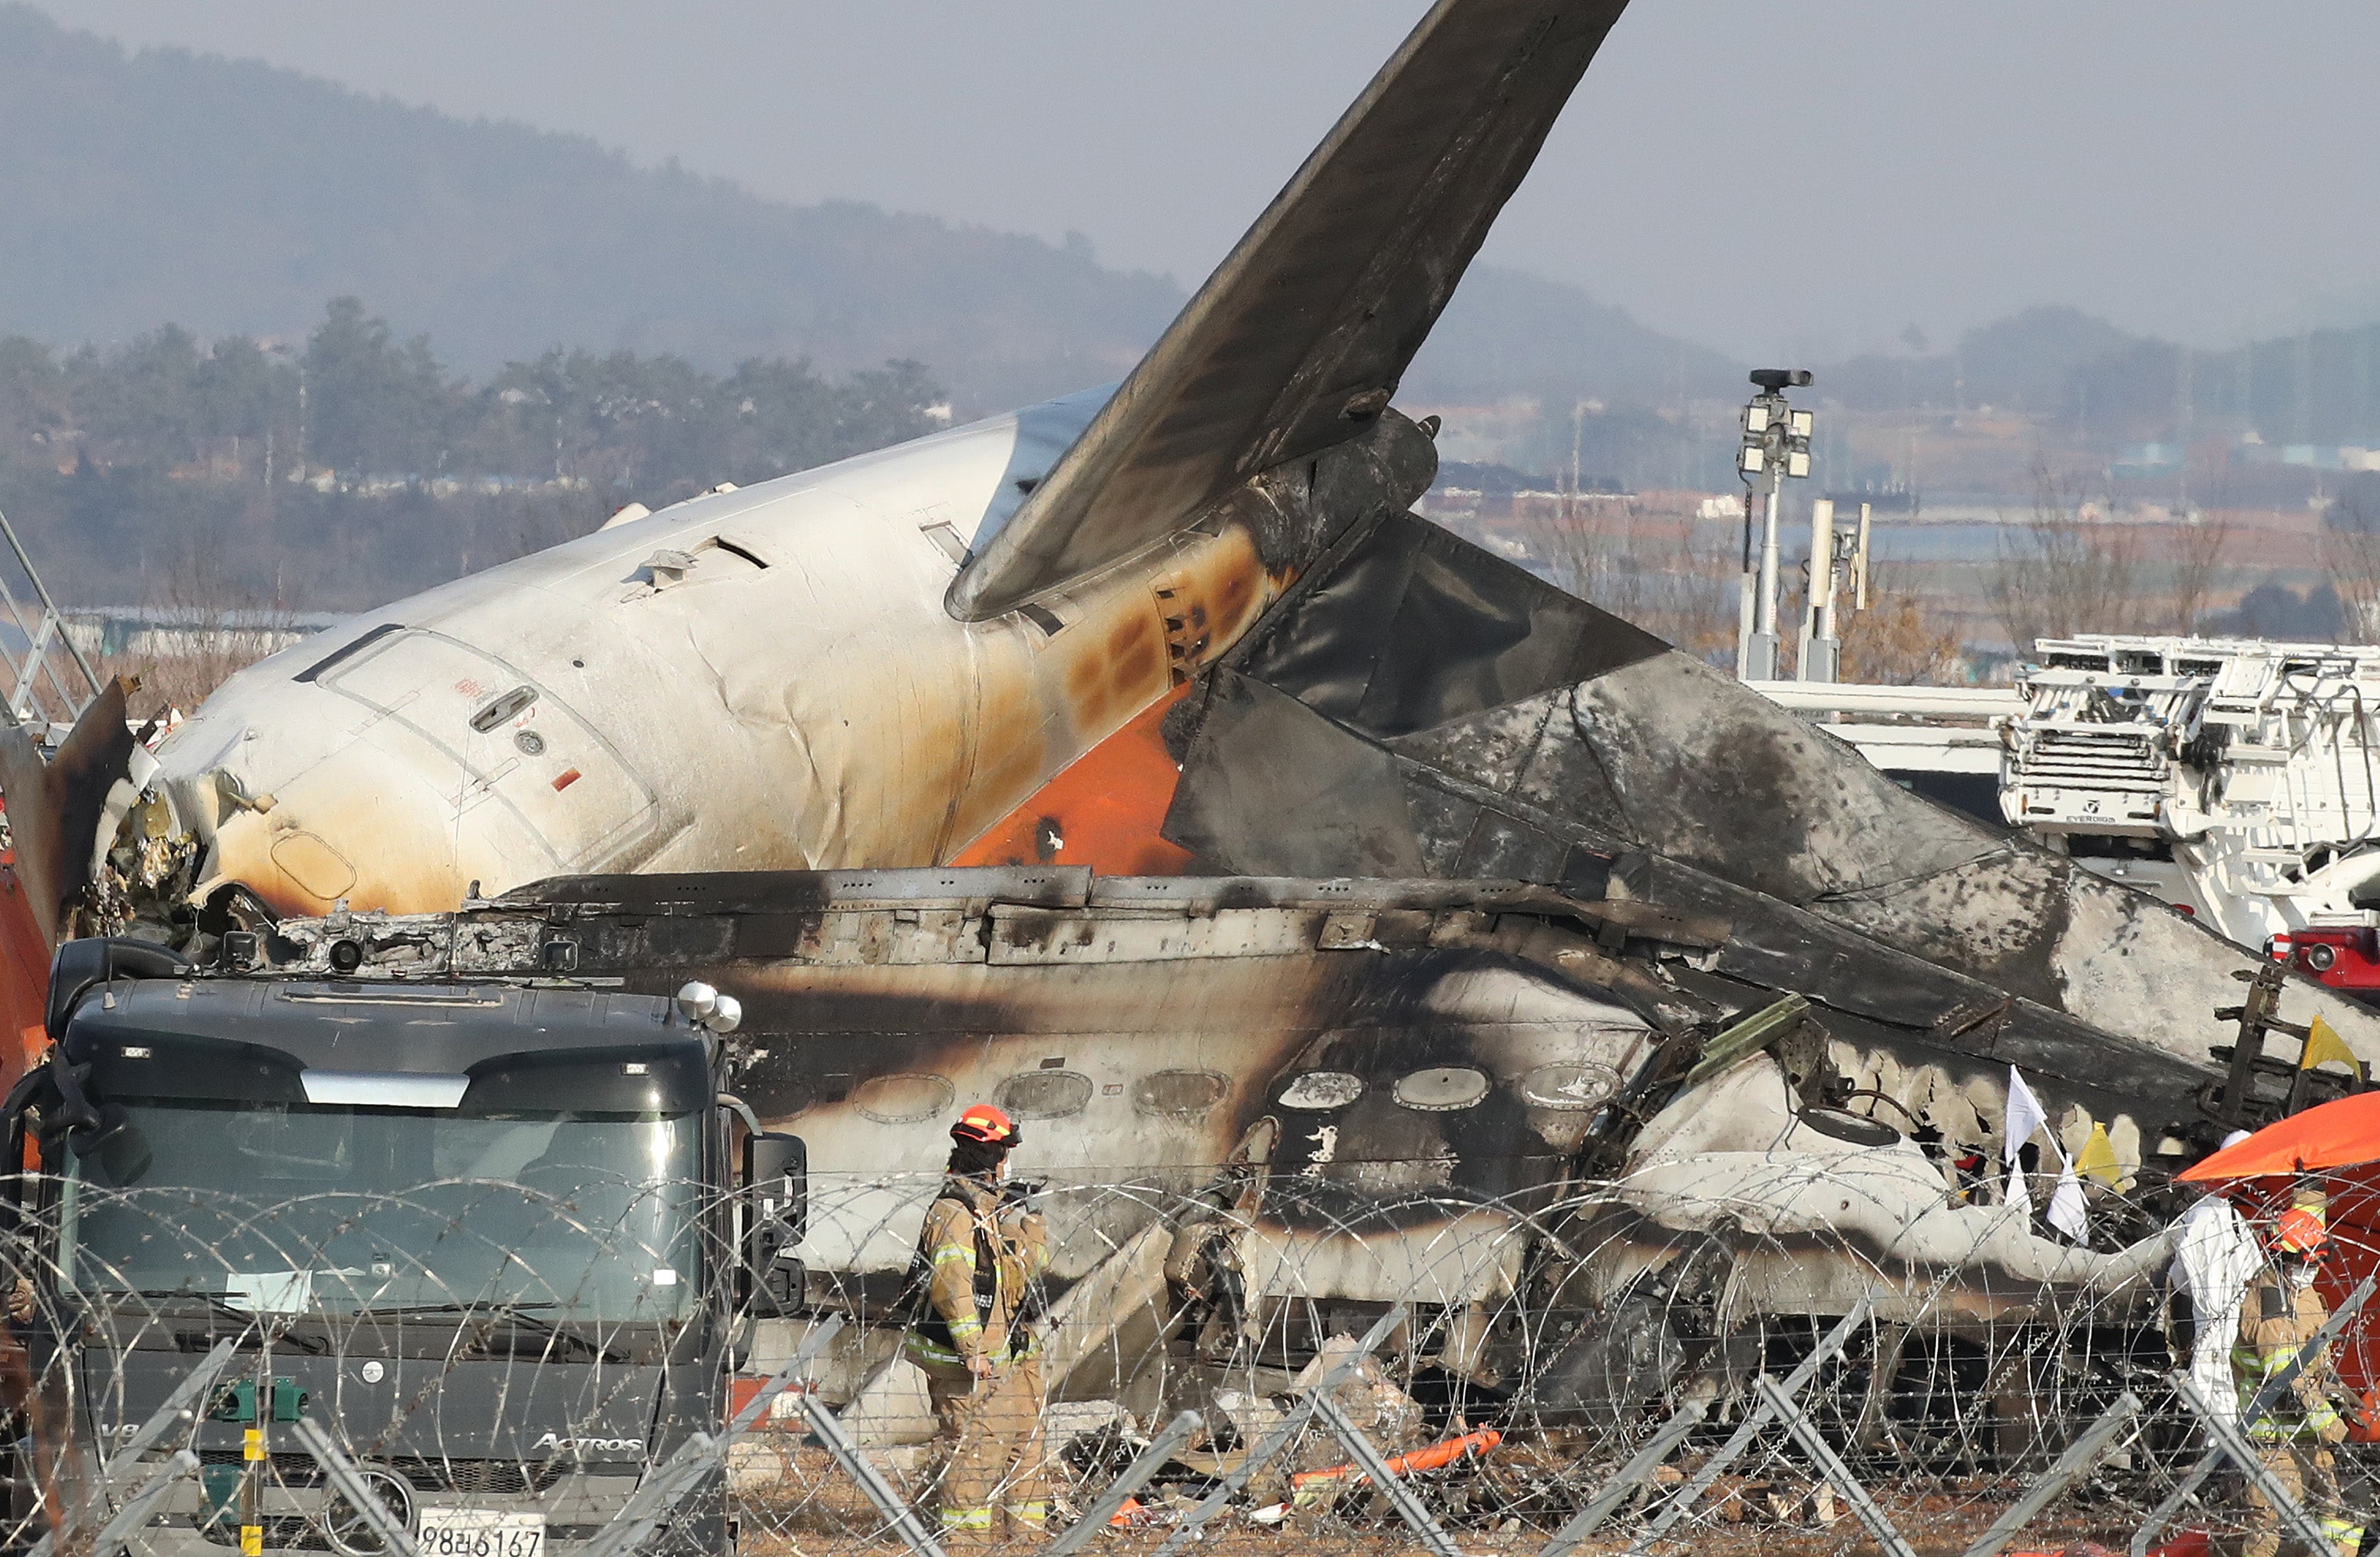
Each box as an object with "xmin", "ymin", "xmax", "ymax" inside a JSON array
[{"xmin": 950, "ymin": 682, "xmax": 1195, "ymax": 876}]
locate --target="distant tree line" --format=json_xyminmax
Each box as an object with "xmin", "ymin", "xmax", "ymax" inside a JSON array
[
  {"xmin": 1818, "ymin": 307, "xmax": 2380, "ymax": 449},
  {"xmin": 0, "ymin": 299, "xmax": 947, "ymax": 609}
]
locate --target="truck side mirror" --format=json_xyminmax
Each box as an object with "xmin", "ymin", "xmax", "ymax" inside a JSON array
[{"xmin": 742, "ymin": 1132, "xmax": 807, "ymax": 1315}]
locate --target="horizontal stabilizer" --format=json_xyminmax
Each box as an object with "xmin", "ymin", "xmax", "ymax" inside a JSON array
[{"xmin": 947, "ymin": 0, "xmax": 1631, "ymax": 620}]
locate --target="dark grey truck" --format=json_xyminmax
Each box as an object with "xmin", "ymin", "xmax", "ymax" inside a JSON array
[{"xmin": 2, "ymin": 938, "xmax": 805, "ymax": 1557}]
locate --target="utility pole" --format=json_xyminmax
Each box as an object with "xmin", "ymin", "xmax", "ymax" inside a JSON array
[
  {"xmin": 1797, "ymin": 498, "xmax": 1839, "ymax": 683},
  {"xmin": 1735, "ymin": 369, "xmax": 1814, "ymax": 682}
]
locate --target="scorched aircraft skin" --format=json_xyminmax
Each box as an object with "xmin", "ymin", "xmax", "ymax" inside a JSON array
[
  {"xmin": 18, "ymin": 0, "xmax": 2380, "ymax": 1167},
  {"xmin": 143, "ymin": 388, "xmax": 1401, "ymax": 907},
  {"xmin": 11, "ymin": 0, "xmax": 2372, "ymax": 1433},
  {"xmin": 240, "ymin": 868, "xmax": 2207, "ymax": 1420}
]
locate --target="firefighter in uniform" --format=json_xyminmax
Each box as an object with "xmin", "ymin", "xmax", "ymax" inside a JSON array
[
  {"xmin": 2235, "ymin": 1202, "xmax": 2365, "ymax": 1557},
  {"xmin": 905, "ymin": 1103, "xmax": 1051, "ymax": 1546}
]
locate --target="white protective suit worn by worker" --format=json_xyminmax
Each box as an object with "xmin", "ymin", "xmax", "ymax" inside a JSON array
[{"xmin": 2173, "ymin": 1192, "xmax": 2262, "ymax": 1432}]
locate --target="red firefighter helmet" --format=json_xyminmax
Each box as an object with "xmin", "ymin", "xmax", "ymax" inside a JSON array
[
  {"xmin": 951, "ymin": 1102, "xmax": 1020, "ymax": 1149},
  {"xmin": 2274, "ymin": 1205, "xmax": 2329, "ymax": 1258}
]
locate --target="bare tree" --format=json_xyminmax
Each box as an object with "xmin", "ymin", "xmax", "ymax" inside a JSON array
[
  {"xmin": 2165, "ymin": 451, "xmax": 2237, "ymax": 636},
  {"xmin": 1836, "ymin": 564, "xmax": 1965, "ymax": 685},
  {"xmin": 1986, "ymin": 461, "xmax": 2144, "ymax": 651},
  {"xmin": 98, "ymin": 511, "xmax": 300, "ymax": 717},
  {"xmin": 1527, "ymin": 493, "xmax": 1741, "ymax": 662},
  {"xmin": 2167, "ymin": 511, "xmax": 2233, "ymax": 636},
  {"xmin": 2324, "ymin": 481, "xmax": 2380, "ymax": 643}
]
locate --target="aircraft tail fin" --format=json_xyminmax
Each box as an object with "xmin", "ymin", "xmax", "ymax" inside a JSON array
[{"xmin": 947, "ymin": 0, "xmax": 1631, "ymax": 621}]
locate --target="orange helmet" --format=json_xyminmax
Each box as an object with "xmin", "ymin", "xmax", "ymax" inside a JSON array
[
  {"xmin": 952, "ymin": 1102, "xmax": 1020, "ymax": 1149},
  {"xmin": 2274, "ymin": 1205, "xmax": 2329, "ymax": 1258}
]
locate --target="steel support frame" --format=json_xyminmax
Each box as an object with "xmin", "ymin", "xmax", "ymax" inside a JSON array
[
  {"xmin": 1958, "ymin": 1391, "xmax": 2141, "ymax": 1557},
  {"xmin": 1534, "ymin": 1400, "xmax": 1707, "ymax": 1557},
  {"xmin": 2172, "ymin": 1374, "xmax": 2340, "ymax": 1557}
]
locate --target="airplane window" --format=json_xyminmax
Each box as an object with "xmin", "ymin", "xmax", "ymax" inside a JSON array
[
  {"xmin": 850, "ymin": 1073, "xmax": 954, "ymax": 1125},
  {"xmin": 1275, "ymin": 1072, "xmax": 1364, "ymax": 1111},
  {"xmin": 1132, "ymin": 1070, "xmax": 1228, "ymax": 1119},
  {"xmin": 1393, "ymin": 1066, "xmax": 1490, "ymax": 1112},
  {"xmin": 1519, "ymin": 1063, "xmax": 1620, "ymax": 1112},
  {"xmin": 994, "ymin": 1070, "xmax": 1092, "ymax": 1120},
  {"xmin": 743, "ymin": 1072, "xmax": 815, "ymax": 1122}
]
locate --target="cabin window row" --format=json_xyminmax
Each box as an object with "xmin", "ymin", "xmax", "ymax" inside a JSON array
[{"xmin": 838, "ymin": 1060, "xmax": 1618, "ymax": 1125}]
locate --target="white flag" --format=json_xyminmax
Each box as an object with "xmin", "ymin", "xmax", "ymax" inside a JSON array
[
  {"xmin": 2048, "ymin": 1159, "xmax": 2089, "ymax": 1243},
  {"xmin": 2005, "ymin": 1160, "xmax": 2035, "ymax": 1217},
  {"xmin": 2005, "ymin": 1066, "xmax": 2049, "ymax": 1165}
]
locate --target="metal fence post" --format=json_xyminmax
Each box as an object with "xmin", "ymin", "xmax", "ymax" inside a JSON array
[
  {"xmin": 1961, "ymin": 1391, "xmax": 2140, "ymax": 1557},
  {"xmin": 1627, "ymin": 1293, "xmax": 1877, "ymax": 1554},
  {"xmin": 290, "ymin": 1417, "xmax": 421, "ymax": 1557},
  {"xmin": 1305, "ymin": 1390, "xmax": 1463, "ymax": 1557},
  {"xmin": 31, "ymin": 1336, "xmax": 240, "ymax": 1557},
  {"xmin": 1152, "ymin": 1304, "xmax": 1409, "ymax": 1557},
  {"xmin": 581, "ymin": 1314, "xmax": 852, "ymax": 1557},
  {"xmin": 1534, "ymin": 1400, "xmax": 1707, "ymax": 1557},
  {"xmin": 104, "ymin": 1338, "xmax": 240, "ymax": 1484},
  {"xmin": 795, "ymin": 1385, "xmax": 947, "ymax": 1557},
  {"xmin": 2171, "ymin": 1374, "xmax": 2338, "ymax": 1557},
  {"xmin": 79, "ymin": 1450, "xmax": 200, "ymax": 1557},
  {"xmin": 1044, "ymin": 1410, "xmax": 1202, "ymax": 1557},
  {"xmin": 2132, "ymin": 1275, "xmax": 2375, "ymax": 1557},
  {"xmin": 1757, "ymin": 1376, "xmax": 1919, "ymax": 1557}
]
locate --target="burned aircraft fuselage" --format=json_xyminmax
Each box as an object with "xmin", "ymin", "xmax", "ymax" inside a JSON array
[
  {"xmin": 241, "ymin": 868, "xmax": 2211, "ymax": 1344},
  {"xmin": 47, "ymin": 0, "xmax": 2370, "ymax": 1102},
  {"xmin": 135, "ymin": 404, "xmax": 1433, "ymax": 926}
]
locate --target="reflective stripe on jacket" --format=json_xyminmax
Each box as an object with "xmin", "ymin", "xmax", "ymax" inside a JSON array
[
  {"xmin": 2235, "ymin": 1270, "xmax": 2344, "ymax": 1442},
  {"xmin": 904, "ymin": 1175, "xmax": 1049, "ymax": 1364}
]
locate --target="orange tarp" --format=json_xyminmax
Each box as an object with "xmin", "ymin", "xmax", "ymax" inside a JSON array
[
  {"xmin": 2178, "ymin": 1093, "xmax": 2380, "ymax": 1182},
  {"xmin": 2177, "ymin": 1092, "xmax": 2380, "ymax": 1396}
]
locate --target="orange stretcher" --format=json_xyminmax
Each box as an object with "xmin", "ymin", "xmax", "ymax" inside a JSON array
[{"xmin": 1289, "ymin": 1428, "xmax": 1502, "ymax": 1506}]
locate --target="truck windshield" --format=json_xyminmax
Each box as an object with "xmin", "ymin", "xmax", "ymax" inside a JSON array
[{"xmin": 57, "ymin": 1101, "xmax": 700, "ymax": 1324}]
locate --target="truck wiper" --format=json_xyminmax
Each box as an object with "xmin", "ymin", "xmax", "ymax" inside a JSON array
[
  {"xmin": 131, "ymin": 1291, "xmax": 328, "ymax": 1354},
  {"xmin": 363, "ymin": 1301, "xmax": 626, "ymax": 1364},
  {"xmin": 491, "ymin": 1305, "xmax": 627, "ymax": 1365}
]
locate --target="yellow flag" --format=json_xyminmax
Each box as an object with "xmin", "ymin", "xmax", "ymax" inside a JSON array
[
  {"xmin": 2302, "ymin": 1014, "xmax": 2361, "ymax": 1073},
  {"xmin": 2075, "ymin": 1122, "xmax": 2124, "ymax": 1188}
]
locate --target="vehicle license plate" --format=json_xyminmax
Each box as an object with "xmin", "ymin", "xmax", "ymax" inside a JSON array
[{"xmin": 415, "ymin": 1509, "xmax": 545, "ymax": 1557}]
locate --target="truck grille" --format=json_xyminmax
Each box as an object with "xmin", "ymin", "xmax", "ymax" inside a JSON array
[
  {"xmin": 200, "ymin": 1451, "xmax": 561, "ymax": 1494},
  {"xmin": 2015, "ymin": 729, "xmax": 2164, "ymax": 792}
]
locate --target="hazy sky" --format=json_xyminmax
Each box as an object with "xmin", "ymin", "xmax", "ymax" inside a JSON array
[{"xmin": 29, "ymin": 2, "xmax": 2380, "ymax": 362}]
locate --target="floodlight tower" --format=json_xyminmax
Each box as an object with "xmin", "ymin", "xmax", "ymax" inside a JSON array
[{"xmin": 1734, "ymin": 369, "xmax": 1813, "ymax": 682}]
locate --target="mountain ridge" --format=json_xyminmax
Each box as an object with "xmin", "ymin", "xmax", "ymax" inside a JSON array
[{"xmin": 0, "ymin": 4, "xmax": 1736, "ymax": 419}]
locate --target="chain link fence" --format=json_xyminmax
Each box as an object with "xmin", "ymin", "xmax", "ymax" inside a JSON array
[{"xmin": 0, "ymin": 1159, "xmax": 2359, "ymax": 1557}]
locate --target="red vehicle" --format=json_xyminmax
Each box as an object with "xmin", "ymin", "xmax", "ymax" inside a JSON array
[{"xmin": 2269, "ymin": 923, "xmax": 2380, "ymax": 1005}]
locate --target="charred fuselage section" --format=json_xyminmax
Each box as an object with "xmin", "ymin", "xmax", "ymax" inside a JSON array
[{"xmin": 230, "ymin": 867, "xmax": 2214, "ymax": 1436}]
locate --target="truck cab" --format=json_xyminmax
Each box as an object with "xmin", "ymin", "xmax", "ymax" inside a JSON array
[{"xmin": 5, "ymin": 939, "xmax": 803, "ymax": 1557}]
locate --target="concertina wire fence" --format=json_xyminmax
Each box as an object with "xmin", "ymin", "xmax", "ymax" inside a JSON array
[{"xmin": 0, "ymin": 1155, "xmax": 2359, "ymax": 1557}]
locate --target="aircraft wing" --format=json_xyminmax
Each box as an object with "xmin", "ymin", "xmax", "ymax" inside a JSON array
[{"xmin": 946, "ymin": 0, "xmax": 1631, "ymax": 621}]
